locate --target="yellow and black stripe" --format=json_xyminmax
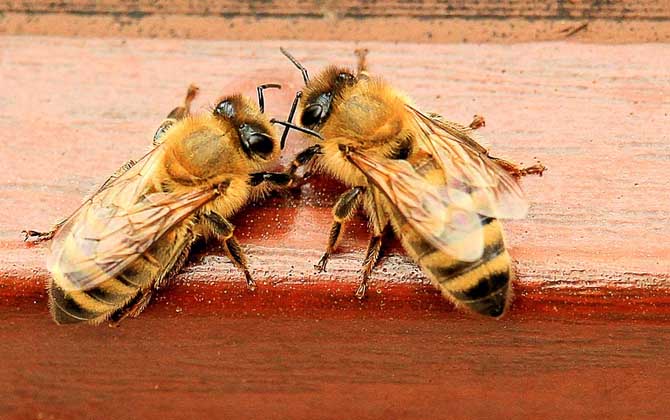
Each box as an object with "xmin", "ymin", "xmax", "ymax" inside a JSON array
[
  {"xmin": 49, "ymin": 229, "xmax": 193, "ymax": 325},
  {"xmin": 395, "ymin": 213, "xmax": 511, "ymax": 317}
]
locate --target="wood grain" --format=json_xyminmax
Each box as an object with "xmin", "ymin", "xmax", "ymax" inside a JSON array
[
  {"xmin": 2, "ymin": 36, "xmax": 669, "ymax": 316},
  {"xmin": 4, "ymin": 0, "xmax": 670, "ymax": 18},
  {"xmin": 2, "ymin": 1, "xmax": 670, "ymax": 42},
  {"xmin": 1, "ymin": 36, "xmax": 670, "ymax": 418},
  {"xmin": 2, "ymin": 313, "xmax": 669, "ymax": 419}
]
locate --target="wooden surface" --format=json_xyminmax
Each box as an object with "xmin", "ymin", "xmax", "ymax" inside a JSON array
[
  {"xmin": 2, "ymin": 35, "xmax": 670, "ymax": 418},
  {"xmin": 2, "ymin": 1, "xmax": 670, "ymax": 42}
]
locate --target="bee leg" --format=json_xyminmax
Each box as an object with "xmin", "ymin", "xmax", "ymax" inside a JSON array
[
  {"xmin": 165, "ymin": 83, "xmax": 199, "ymax": 120},
  {"xmin": 250, "ymin": 172, "xmax": 294, "ymax": 189},
  {"xmin": 22, "ymin": 158, "xmax": 138, "ymax": 243},
  {"xmin": 315, "ymin": 186, "xmax": 365, "ymax": 272},
  {"xmin": 225, "ymin": 236, "xmax": 256, "ymax": 291},
  {"xmin": 22, "ymin": 218, "xmax": 66, "ymax": 243},
  {"xmin": 153, "ymin": 84, "xmax": 200, "ymax": 146},
  {"xmin": 250, "ymin": 172, "xmax": 295, "ymax": 199},
  {"xmin": 203, "ymin": 212, "xmax": 256, "ymax": 291},
  {"xmin": 286, "ymin": 144, "xmax": 323, "ymax": 186},
  {"xmin": 152, "ymin": 118, "xmax": 177, "ymax": 147},
  {"xmin": 468, "ymin": 115, "xmax": 486, "ymax": 130},
  {"xmin": 489, "ymin": 156, "xmax": 547, "ymax": 180},
  {"xmin": 108, "ymin": 289, "xmax": 154, "ymax": 327},
  {"xmin": 354, "ymin": 48, "xmax": 369, "ymax": 75},
  {"xmin": 355, "ymin": 234, "xmax": 384, "ymax": 299}
]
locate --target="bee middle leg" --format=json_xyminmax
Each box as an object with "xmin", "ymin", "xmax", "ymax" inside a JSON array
[
  {"xmin": 203, "ymin": 212, "xmax": 256, "ymax": 291},
  {"xmin": 315, "ymin": 186, "xmax": 365, "ymax": 272}
]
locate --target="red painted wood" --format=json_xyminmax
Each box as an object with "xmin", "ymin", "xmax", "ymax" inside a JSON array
[
  {"xmin": 1, "ymin": 36, "xmax": 670, "ymax": 418},
  {"xmin": 2, "ymin": 313, "xmax": 669, "ymax": 419}
]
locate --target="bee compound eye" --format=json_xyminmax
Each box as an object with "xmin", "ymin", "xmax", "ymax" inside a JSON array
[
  {"xmin": 247, "ymin": 133, "xmax": 274, "ymax": 158},
  {"xmin": 301, "ymin": 104, "xmax": 324, "ymax": 127},
  {"xmin": 215, "ymin": 100, "xmax": 235, "ymax": 118}
]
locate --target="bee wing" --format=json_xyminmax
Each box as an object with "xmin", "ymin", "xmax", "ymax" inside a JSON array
[
  {"xmin": 347, "ymin": 149, "xmax": 485, "ymax": 262},
  {"xmin": 407, "ymin": 105, "xmax": 528, "ymax": 219},
  {"xmin": 47, "ymin": 147, "xmax": 216, "ymax": 291}
]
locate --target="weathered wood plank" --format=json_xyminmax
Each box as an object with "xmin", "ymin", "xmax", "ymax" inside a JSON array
[
  {"xmin": 2, "ymin": 1, "xmax": 670, "ymax": 42},
  {"xmin": 3, "ymin": 0, "xmax": 670, "ymax": 19},
  {"xmin": 1, "ymin": 313, "xmax": 669, "ymax": 419},
  {"xmin": 2, "ymin": 35, "xmax": 670, "ymax": 419},
  {"xmin": 1, "ymin": 36, "xmax": 669, "ymax": 317}
]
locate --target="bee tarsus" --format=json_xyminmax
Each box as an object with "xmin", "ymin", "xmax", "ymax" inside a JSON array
[{"xmin": 249, "ymin": 172, "xmax": 293, "ymax": 188}]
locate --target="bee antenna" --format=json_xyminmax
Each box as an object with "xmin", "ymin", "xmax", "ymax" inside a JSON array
[
  {"xmin": 256, "ymin": 83, "xmax": 282, "ymax": 113},
  {"xmin": 279, "ymin": 91, "xmax": 303, "ymax": 149},
  {"xmin": 280, "ymin": 47, "xmax": 309, "ymax": 84},
  {"xmin": 271, "ymin": 119, "xmax": 323, "ymax": 141}
]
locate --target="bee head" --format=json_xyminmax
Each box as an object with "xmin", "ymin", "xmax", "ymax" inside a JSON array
[
  {"xmin": 213, "ymin": 94, "xmax": 279, "ymax": 163},
  {"xmin": 279, "ymin": 48, "xmax": 359, "ymax": 131},
  {"xmin": 299, "ymin": 67, "xmax": 357, "ymax": 129}
]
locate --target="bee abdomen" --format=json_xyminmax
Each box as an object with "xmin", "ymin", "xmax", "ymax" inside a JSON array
[
  {"xmin": 49, "ymin": 279, "xmax": 140, "ymax": 325},
  {"xmin": 49, "ymin": 251, "xmax": 162, "ymax": 325},
  {"xmin": 400, "ymin": 216, "xmax": 512, "ymax": 317},
  {"xmin": 448, "ymin": 270, "xmax": 510, "ymax": 318}
]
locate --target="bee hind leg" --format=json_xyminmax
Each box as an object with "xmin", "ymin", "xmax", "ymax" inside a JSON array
[
  {"xmin": 153, "ymin": 84, "xmax": 200, "ymax": 146},
  {"xmin": 355, "ymin": 233, "xmax": 385, "ymax": 299},
  {"xmin": 22, "ymin": 219, "xmax": 66, "ymax": 243},
  {"xmin": 468, "ymin": 115, "xmax": 486, "ymax": 130},
  {"xmin": 203, "ymin": 212, "xmax": 256, "ymax": 291},
  {"xmin": 489, "ymin": 156, "xmax": 546, "ymax": 180},
  {"xmin": 315, "ymin": 186, "xmax": 365, "ymax": 272},
  {"xmin": 22, "ymin": 228, "xmax": 57, "ymax": 243},
  {"xmin": 23, "ymin": 158, "xmax": 138, "ymax": 244},
  {"xmin": 108, "ymin": 289, "xmax": 154, "ymax": 327}
]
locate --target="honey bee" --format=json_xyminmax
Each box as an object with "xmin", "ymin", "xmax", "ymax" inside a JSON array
[
  {"xmin": 275, "ymin": 48, "xmax": 545, "ymax": 317},
  {"xmin": 24, "ymin": 83, "xmax": 292, "ymax": 325}
]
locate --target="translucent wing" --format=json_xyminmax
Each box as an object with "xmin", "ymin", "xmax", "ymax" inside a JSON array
[
  {"xmin": 347, "ymin": 149, "xmax": 485, "ymax": 262},
  {"xmin": 407, "ymin": 105, "xmax": 528, "ymax": 219},
  {"xmin": 47, "ymin": 147, "xmax": 217, "ymax": 291}
]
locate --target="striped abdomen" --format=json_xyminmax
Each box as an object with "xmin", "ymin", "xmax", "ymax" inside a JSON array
[
  {"xmin": 49, "ymin": 226, "xmax": 193, "ymax": 325},
  {"xmin": 394, "ymin": 213, "xmax": 512, "ymax": 317}
]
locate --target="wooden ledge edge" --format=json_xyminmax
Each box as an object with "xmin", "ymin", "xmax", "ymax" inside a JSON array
[{"xmin": 2, "ymin": 267, "xmax": 669, "ymax": 321}]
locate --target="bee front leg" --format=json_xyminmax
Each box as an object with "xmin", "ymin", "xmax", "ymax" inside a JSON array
[
  {"xmin": 286, "ymin": 144, "xmax": 322, "ymax": 186},
  {"xmin": 250, "ymin": 172, "xmax": 294, "ymax": 189},
  {"xmin": 203, "ymin": 212, "xmax": 256, "ymax": 291},
  {"xmin": 315, "ymin": 186, "xmax": 365, "ymax": 272}
]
